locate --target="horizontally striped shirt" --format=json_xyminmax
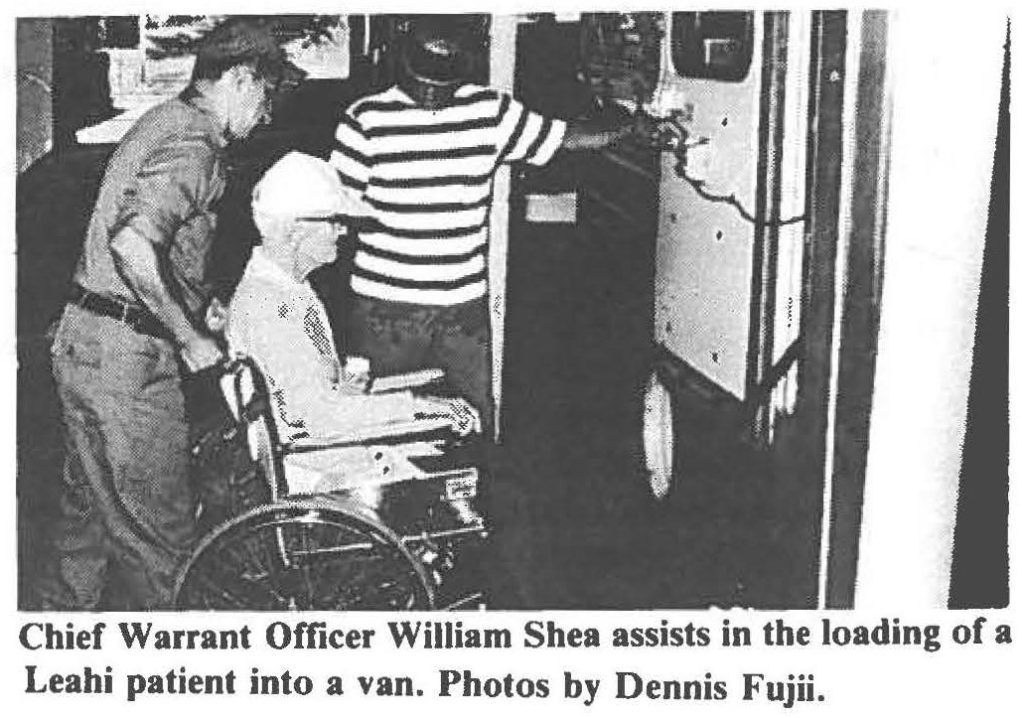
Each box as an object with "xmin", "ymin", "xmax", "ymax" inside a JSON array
[{"xmin": 329, "ymin": 83, "xmax": 566, "ymax": 305}]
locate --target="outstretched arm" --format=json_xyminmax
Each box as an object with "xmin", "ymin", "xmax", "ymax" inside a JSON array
[
  {"xmin": 497, "ymin": 92, "xmax": 663, "ymax": 162},
  {"xmin": 561, "ymin": 99, "xmax": 653, "ymax": 152},
  {"xmin": 562, "ymin": 116, "xmax": 633, "ymax": 151}
]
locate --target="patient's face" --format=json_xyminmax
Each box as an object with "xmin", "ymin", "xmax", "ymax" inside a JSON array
[{"xmin": 294, "ymin": 221, "xmax": 341, "ymax": 276}]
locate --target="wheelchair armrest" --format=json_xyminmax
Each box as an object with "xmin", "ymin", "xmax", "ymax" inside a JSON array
[
  {"xmin": 368, "ymin": 368, "xmax": 446, "ymax": 394},
  {"xmin": 284, "ymin": 416, "xmax": 455, "ymax": 453}
]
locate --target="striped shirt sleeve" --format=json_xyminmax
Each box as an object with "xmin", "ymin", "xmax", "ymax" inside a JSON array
[
  {"xmin": 494, "ymin": 93, "xmax": 567, "ymax": 167},
  {"xmin": 329, "ymin": 106, "xmax": 373, "ymax": 195}
]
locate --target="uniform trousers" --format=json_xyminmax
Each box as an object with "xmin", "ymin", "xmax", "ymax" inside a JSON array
[{"xmin": 43, "ymin": 303, "xmax": 196, "ymax": 609}]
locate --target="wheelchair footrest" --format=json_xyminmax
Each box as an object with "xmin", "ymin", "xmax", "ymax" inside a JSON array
[{"xmin": 371, "ymin": 468, "xmax": 489, "ymax": 609}]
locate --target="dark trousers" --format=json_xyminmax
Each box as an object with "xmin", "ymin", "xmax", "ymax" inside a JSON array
[
  {"xmin": 41, "ymin": 304, "xmax": 196, "ymax": 610},
  {"xmin": 347, "ymin": 296, "xmax": 554, "ymax": 605},
  {"xmin": 348, "ymin": 296, "xmax": 493, "ymax": 435}
]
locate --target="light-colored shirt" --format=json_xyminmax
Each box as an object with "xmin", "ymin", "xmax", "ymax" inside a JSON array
[
  {"xmin": 329, "ymin": 83, "xmax": 567, "ymax": 306},
  {"xmin": 227, "ymin": 247, "xmax": 419, "ymax": 442}
]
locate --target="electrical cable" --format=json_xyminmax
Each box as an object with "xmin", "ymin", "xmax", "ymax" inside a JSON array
[
  {"xmin": 678, "ymin": 165, "xmax": 808, "ymax": 228},
  {"xmin": 637, "ymin": 107, "xmax": 808, "ymax": 229}
]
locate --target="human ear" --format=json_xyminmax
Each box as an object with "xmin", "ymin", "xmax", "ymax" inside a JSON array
[{"xmin": 228, "ymin": 64, "xmax": 257, "ymax": 90}]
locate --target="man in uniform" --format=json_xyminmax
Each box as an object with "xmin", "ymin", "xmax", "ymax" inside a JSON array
[{"xmin": 42, "ymin": 18, "xmax": 296, "ymax": 610}]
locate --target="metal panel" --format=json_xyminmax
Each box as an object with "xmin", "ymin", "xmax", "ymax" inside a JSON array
[
  {"xmin": 824, "ymin": 10, "xmax": 892, "ymax": 609},
  {"xmin": 769, "ymin": 12, "xmax": 813, "ymax": 420},
  {"xmin": 654, "ymin": 14, "xmax": 764, "ymax": 399}
]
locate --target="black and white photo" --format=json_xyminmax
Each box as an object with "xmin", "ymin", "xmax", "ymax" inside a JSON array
[{"xmin": 13, "ymin": 7, "xmax": 1011, "ymax": 617}]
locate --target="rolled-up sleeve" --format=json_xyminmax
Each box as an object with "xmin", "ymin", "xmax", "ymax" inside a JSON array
[
  {"xmin": 495, "ymin": 93, "xmax": 567, "ymax": 167},
  {"xmin": 114, "ymin": 136, "xmax": 218, "ymax": 248}
]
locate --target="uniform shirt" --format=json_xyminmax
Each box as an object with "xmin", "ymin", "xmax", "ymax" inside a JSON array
[
  {"xmin": 73, "ymin": 90, "xmax": 228, "ymax": 318},
  {"xmin": 329, "ymin": 83, "xmax": 567, "ymax": 306},
  {"xmin": 227, "ymin": 247, "xmax": 419, "ymax": 442}
]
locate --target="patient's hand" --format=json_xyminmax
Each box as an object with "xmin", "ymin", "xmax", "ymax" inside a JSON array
[
  {"xmin": 204, "ymin": 297, "xmax": 228, "ymax": 334},
  {"xmin": 329, "ymin": 357, "xmax": 371, "ymax": 395},
  {"xmin": 416, "ymin": 397, "xmax": 481, "ymax": 436},
  {"xmin": 340, "ymin": 356, "xmax": 371, "ymax": 394},
  {"xmin": 336, "ymin": 371, "xmax": 369, "ymax": 395}
]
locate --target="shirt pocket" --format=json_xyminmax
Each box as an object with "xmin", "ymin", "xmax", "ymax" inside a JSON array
[{"xmin": 53, "ymin": 335, "xmax": 103, "ymax": 369}]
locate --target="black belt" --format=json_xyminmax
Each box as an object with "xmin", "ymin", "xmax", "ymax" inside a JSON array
[{"xmin": 68, "ymin": 285, "xmax": 171, "ymax": 340}]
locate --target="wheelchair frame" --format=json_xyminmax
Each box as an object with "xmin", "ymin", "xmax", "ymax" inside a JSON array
[{"xmin": 175, "ymin": 356, "xmax": 488, "ymax": 611}]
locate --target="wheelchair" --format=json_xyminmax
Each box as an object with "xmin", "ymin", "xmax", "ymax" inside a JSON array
[{"xmin": 176, "ymin": 356, "xmax": 489, "ymax": 611}]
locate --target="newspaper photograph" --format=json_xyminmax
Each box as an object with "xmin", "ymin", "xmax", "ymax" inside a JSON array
[{"xmin": 8, "ymin": 4, "xmax": 1018, "ymax": 714}]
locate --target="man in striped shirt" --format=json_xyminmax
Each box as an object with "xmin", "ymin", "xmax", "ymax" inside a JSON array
[{"xmin": 330, "ymin": 16, "xmax": 639, "ymax": 434}]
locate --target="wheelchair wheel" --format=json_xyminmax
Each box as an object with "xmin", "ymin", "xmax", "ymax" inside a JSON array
[{"xmin": 175, "ymin": 498, "xmax": 435, "ymax": 610}]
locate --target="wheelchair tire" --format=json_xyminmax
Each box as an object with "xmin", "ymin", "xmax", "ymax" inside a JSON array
[{"xmin": 174, "ymin": 497, "xmax": 435, "ymax": 611}]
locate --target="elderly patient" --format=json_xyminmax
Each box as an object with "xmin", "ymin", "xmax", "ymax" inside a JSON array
[{"xmin": 227, "ymin": 152, "xmax": 478, "ymax": 493}]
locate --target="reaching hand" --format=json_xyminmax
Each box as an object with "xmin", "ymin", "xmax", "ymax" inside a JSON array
[
  {"xmin": 418, "ymin": 396, "xmax": 481, "ymax": 436},
  {"xmin": 631, "ymin": 110, "xmax": 660, "ymax": 145},
  {"xmin": 629, "ymin": 109, "xmax": 685, "ymax": 150}
]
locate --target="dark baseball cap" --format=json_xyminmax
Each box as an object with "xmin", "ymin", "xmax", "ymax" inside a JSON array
[{"xmin": 192, "ymin": 17, "xmax": 305, "ymax": 87}]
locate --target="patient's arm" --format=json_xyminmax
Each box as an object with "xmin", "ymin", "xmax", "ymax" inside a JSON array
[
  {"xmin": 238, "ymin": 309, "xmax": 409, "ymax": 436},
  {"xmin": 239, "ymin": 306, "xmax": 477, "ymax": 441},
  {"xmin": 307, "ymin": 393, "xmax": 479, "ymax": 444},
  {"xmin": 314, "ymin": 391, "xmax": 422, "ymax": 436}
]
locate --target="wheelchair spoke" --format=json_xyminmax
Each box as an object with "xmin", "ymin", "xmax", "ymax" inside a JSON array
[
  {"xmin": 177, "ymin": 503, "xmax": 433, "ymax": 610},
  {"xmin": 189, "ymin": 557, "xmax": 289, "ymax": 610}
]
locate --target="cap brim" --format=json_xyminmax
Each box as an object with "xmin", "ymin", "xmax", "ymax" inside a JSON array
[
  {"xmin": 295, "ymin": 214, "xmax": 379, "ymax": 231},
  {"xmin": 265, "ymin": 58, "xmax": 307, "ymax": 89},
  {"xmin": 402, "ymin": 43, "xmax": 470, "ymax": 85}
]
